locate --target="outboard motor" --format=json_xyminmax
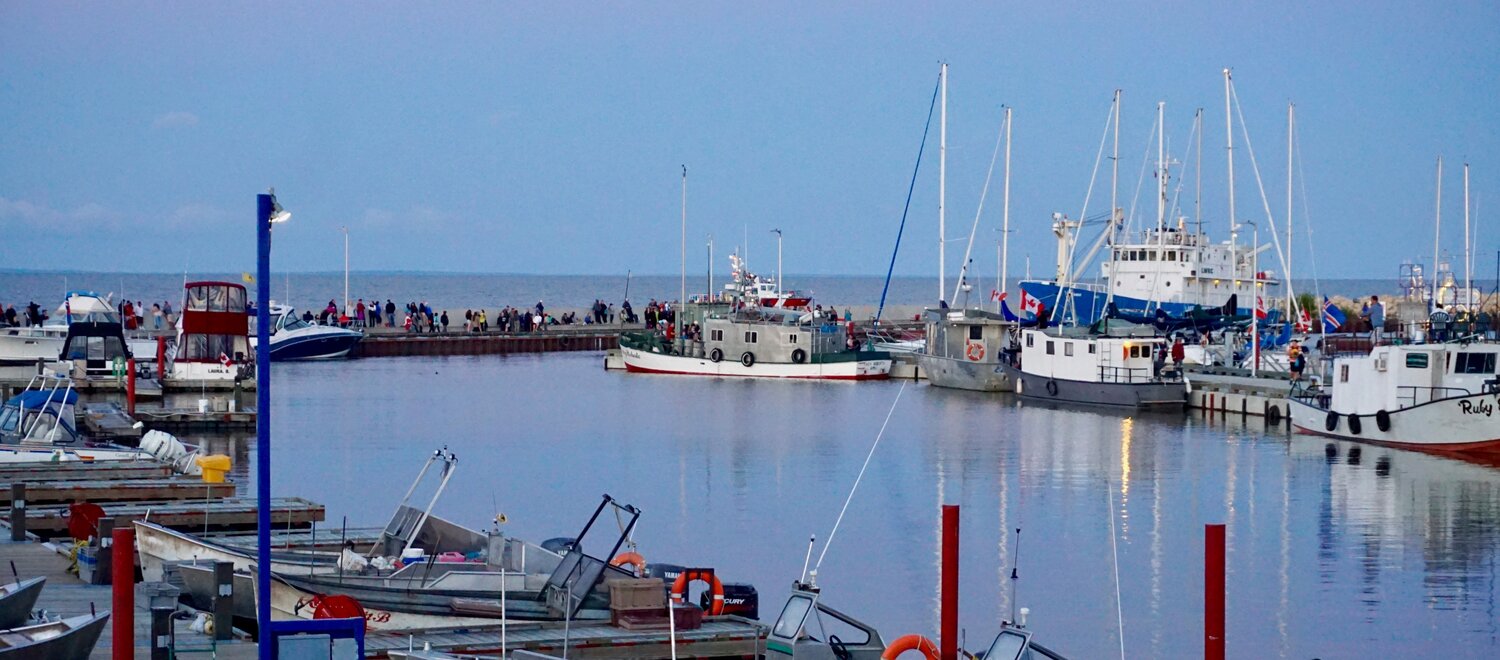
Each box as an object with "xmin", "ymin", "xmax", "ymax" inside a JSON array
[
  {"xmin": 541, "ymin": 537, "xmax": 578, "ymax": 555},
  {"xmin": 705, "ymin": 582, "xmax": 758, "ymax": 619}
]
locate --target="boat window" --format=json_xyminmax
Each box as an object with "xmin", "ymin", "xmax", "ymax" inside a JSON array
[
  {"xmin": 1088, "ymin": 344, "xmax": 1096, "ymax": 354},
  {"xmin": 808, "ymin": 604, "xmax": 872, "ymax": 646},
  {"xmin": 1114, "ymin": 249, "xmax": 1121, "ymax": 260},
  {"xmin": 207, "ymin": 286, "xmax": 228, "ymax": 312},
  {"xmin": 1149, "ymin": 250, "xmax": 1158, "ymax": 261},
  {"xmin": 1455, "ymin": 352, "xmax": 1497, "ymax": 374},
  {"xmin": 227, "ymin": 287, "xmax": 246, "ymax": 312},
  {"xmin": 710, "ymin": 329, "xmax": 723, "ymax": 342},
  {"xmin": 1064, "ymin": 342, "xmax": 1074, "ymax": 357},
  {"xmin": 789, "ymin": 334, "xmax": 798, "ymax": 344},
  {"xmin": 1340, "ymin": 364, "xmax": 1349, "ymax": 382},
  {"xmin": 0, "ymin": 405, "xmax": 18, "ymax": 432},
  {"xmin": 744, "ymin": 331, "xmax": 758, "ymax": 343},
  {"xmin": 1165, "ymin": 251, "xmax": 1175, "ymax": 261},
  {"xmin": 969, "ymin": 326, "xmax": 983, "ymax": 340},
  {"xmin": 770, "ymin": 595, "xmax": 814, "ymax": 639},
  {"xmin": 1046, "ymin": 341, "xmax": 1054, "ymax": 355},
  {"xmin": 282, "ymin": 316, "xmax": 311, "ymax": 332},
  {"xmin": 983, "ymin": 630, "xmax": 1031, "ymax": 660},
  {"xmin": 187, "ymin": 286, "xmax": 209, "ymax": 311},
  {"xmin": 1405, "ymin": 353, "xmax": 1429, "ymax": 369},
  {"xmin": 1026, "ymin": 334, "xmax": 1034, "ymax": 348}
]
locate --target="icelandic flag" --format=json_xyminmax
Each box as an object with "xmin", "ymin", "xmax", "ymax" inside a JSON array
[
  {"xmin": 1322, "ymin": 297, "xmax": 1346, "ymax": 331},
  {"xmin": 1019, "ymin": 290, "xmax": 1043, "ymax": 317}
]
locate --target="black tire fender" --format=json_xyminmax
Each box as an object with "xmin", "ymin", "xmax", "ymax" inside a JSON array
[
  {"xmin": 791, "ymin": 348, "xmax": 807, "ymax": 364},
  {"xmin": 709, "ymin": 348, "xmax": 723, "ymax": 363},
  {"xmin": 1324, "ymin": 411, "xmax": 1339, "ymax": 432},
  {"xmin": 740, "ymin": 352, "xmax": 755, "ymax": 368},
  {"xmin": 1375, "ymin": 409, "xmax": 1391, "ymax": 432},
  {"xmin": 1348, "ymin": 413, "xmax": 1363, "ymax": 435},
  {"xmin": 1045, "ymin": 380, "xmax": 1059, "ymax": 396}
]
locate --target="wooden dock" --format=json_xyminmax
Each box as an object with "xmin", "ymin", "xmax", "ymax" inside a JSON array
[
  {"xmin": 0, "ymin": 479, "xmax": 234, "ymax": 505},
  {"xmin": 0, "ymin": 462, "xmax": 174, "ymax": 483},
  {"xmin": 79, "ymin": 402, "xmax": 144, "ymax": 441},
  {"xmin": 10, "ymin": 497, "xmax": 325, "ymax": 538},
  {"xmin": 368, "ymin": 617, "xmax": 767, "ymax": 659},
  {"xmin": 133, "ymin": 405, "xmax": 257, "ymax": 432}
]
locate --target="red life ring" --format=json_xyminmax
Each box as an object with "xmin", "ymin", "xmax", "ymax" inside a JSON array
[
  {"xmin": 610, "ymin": 551, "xmax": 647, "ymax": 575},
  {"xmin": 965, "ymin": 341, "xmax": 985, "ymax": 361},
  {"xmin": 881, "ymin": 634, "xmax": 939, "ymax": 659},
  {"xmin": 670, "ymin": 568, "xmax": 726, "ymax": 615}
]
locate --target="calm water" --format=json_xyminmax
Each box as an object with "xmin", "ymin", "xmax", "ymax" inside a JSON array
[{"xmin": 186, "ymin": 353, "xmax": 1499, "ymax": 659}]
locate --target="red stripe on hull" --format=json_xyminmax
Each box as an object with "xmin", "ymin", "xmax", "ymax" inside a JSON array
[
  {"xmin": 622, "ymin": 361, "xmax": 889, "ymax": 381},
  {"xmin": 1292, "ymin": 424, "xmax": 1500, "ymax": 453}
]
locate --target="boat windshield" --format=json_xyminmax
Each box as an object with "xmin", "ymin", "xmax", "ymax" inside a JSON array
[
  {"xmin": 282, "ymin": 316, "xmax": 312, "ymax": 331},
  {"xmin": 770, "ymin": 594, "xmax": 815, "ymax": 639},
  {"xmin": 0, "ymin": 404, "xmax": 17, "ymax": 433},
  {"xmin": 983, "ymin": 630, "xmax": 1031, "ymax": 660}
]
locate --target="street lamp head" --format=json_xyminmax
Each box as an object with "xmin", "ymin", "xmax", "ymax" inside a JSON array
[{"xmin": 268, "ymin": 187, "xmax": 292, "ymax": 225}]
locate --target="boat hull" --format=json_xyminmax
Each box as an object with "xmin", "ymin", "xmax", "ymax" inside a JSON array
[
  {"xmin": 1289, "ymin": 395, "xmax": 1500, "ymax": 452},
  {"xmin": 1018, "ymin": 281, "xmax": 1253, "ymax": 326},
  {"xmin": 266, "ymin": 329, "xmax": 362, "ymax": 361},
  {"xmin": 0, "ymin": 612, "xmax": 109, "ymax": 660},
  {"xmin": 0, "ymin": 447, "xmax": 153, "ymax": 464},
  {"xmin": 0, "ymin": 578, "xmax": 44, "ymax": 630},
  {"xmin": 1008, "ymin": 364, "xmax": 1186, "ymax": 409},
  {"xmin": 133, "ymin": 521, "xmax": 334, "ymax": 583},
  {"xmin": 620, "ymin": 346, "xmax": 891, "ymax": 380},
  {"xmin": 268, "ymin": 576, "xmax": 507, "ymax": 632},
  {"xmin": 917, "ymin": 354, "xmax": 1014, "ymax": 392}
]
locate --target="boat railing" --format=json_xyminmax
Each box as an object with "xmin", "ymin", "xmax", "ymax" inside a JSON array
[
  {"xmin": 1396, "ymin": 385, "xmax": 1472, "ymax": 408},
  {"xmin": 1098, "ymin": 365, "xmax": 1152, "ymax": 384},
  {"xmin": 19, "ymin": 373, "xmax": 74, "ymax": 443}
]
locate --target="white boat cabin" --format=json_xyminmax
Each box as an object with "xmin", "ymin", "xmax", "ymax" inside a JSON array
[
  {"xmin": 1020, "ymin": 329, "xmax": 1168, "ymax": 384},
  {"xmin": 1099, "ymin": 227, "xmax": 1276, "ymax": 308},
  {"xmin": 1329, "ymin": 343, "xmax": 1500, "ymax": 414}
]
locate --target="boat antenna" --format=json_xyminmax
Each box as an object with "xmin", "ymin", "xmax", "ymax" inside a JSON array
[
  {"xmin": 799, "ymin": 535, "xmax": 816, "ymax": 586},
  {"xmin": 1008, "ymin": 527, "xmax": 1022, "ymax": 625},
  {"xmin": 814, "ymin": 382, "xmax": 907, "ymax": 575},
  {"xmin": 876, "ymin": 70, "xmax": 942, "ymax": 322}
]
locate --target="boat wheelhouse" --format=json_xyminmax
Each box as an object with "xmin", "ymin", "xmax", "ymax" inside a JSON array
[
  {"xmin": 918, "ymin": 308, "xmax": 1017, "ymax": 392},
  {"xmin": 620, "ymin": 306, "xmax": 891, "ymax": 380},
  {"xmin": 168, "ymin": 281, "xmax": 251, "ymax": 384},
  {"xmin": 1290, "ymin": 342, "xmax": 1500, "ymax": 453},
  {"xmin": 1009, "ymin": 327, "xmax": 1186, "ymax": 408}
]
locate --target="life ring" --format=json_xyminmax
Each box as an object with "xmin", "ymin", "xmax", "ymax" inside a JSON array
[
  {"xmin": 1375, "ymin": 409, "xmax": 1391, "ymax": 432},
  {"xmin": 791, "ymin": 348, "xmax": 807, "ymax": 364},
  {"xmin": 965, "ymin": 342, "xmax": 985, "ymax": 361},
  {"xmin": 880, "ymin": 634, "xmax": 939, "ymax": 660},
  {"xmin": 610, "ymin": 551, "xmax": 647, "ymax": 575},
  {"xmin": 670, "ymin": 569, "xmax": 726, "ymax": 615},
  {"xmin": 1347, "ymin": 414, "xmax": 1362, "ymax": 435},
  {"xmin": 1045, "ymin": 380, "xmax": 1059, "ymax": 396},
  {"xmin": 709, "ymin": 348, "xmax": 723, "ymax": 363},
  {"xmin": 741, "ymin": 352, "xmax": 756, "ymax": 368},
  {"xmin": 1324, "ymin": 411, "xmax": 1339, "ymax": 432}
]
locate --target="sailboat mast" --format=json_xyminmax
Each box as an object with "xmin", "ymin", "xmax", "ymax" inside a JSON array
[
  {"xmin": 938, "ymin": 62, "xmax": 948, "ymax": 306},
  {"xmin": 1465, "ymin": 162, "xmax": 1472, "ymax": 306},
  {"xmin": 1195, "ymin": 108, "xmax": 1203, "ymax": 236},
  {"xmin": 680, "ymin": 165, "xmax": 687, "ymax": 353},
  {"xmin": 1224, "ymin": 69, "xmax": 1238, "ymax": 303},
  {"xmin": 1286, "ymin": 103, "xmax": 1294, "ymax": 319},
  {"xmin": 1110, "ymin": 90, "xmax": 1121, "ymax": 248},
  {"xmin": 1001, "ymin": 106, "xmax": 1013, "ymax": 313},
  {"xmin": 1434, "ymin": 157, "xmax": 1443, "ymax": 303},
  {"xmin": 1156, "ymin": 101, "xmax": 1166, "ymax": 232}
]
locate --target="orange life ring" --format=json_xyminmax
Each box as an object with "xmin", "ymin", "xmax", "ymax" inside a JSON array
[
  {"xmin": 965, "ymin": 341, "xmax": 985, "ymax": 361},
  {"xmin": 670, "ymin": 568, "xmax": 726, "ymax": 615},
  {"xmin": 610, "ymin": 551, "xmax": 647, "ymax": 575},
  {"xmin": 880, "ymin": 634, "xmax": 939, "ymax": 659}
]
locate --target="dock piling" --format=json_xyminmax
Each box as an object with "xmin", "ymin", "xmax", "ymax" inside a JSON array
[
  {"xmin": 213, "ymin": 561, "xmax": 234, "ymax": 641},
  {"xmin": 112, "ymin": 526, "xmax": 135, "ymax": 660},
  {"xmin": 126, "ymin": 358, "xmax": 136, "ymax": 416},
  {"xmin": 941, "ymin": 504, "xmax": 958, "ymax": 660},
  {"xmin": 1205, "ymin": 523, "xmax": 1226, "ymax": 660},
  {"xmin": 8, "ymin": 483, "xmax": 23, "ymax": 541}
]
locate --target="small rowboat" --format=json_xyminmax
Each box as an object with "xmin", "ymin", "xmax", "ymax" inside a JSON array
[
  {"xmin": 0, "ymin": 611, "xmax": 110, "ymax": 659},
  {"xmin": 0, "ymin": 578, "xmax": 43, "ymax": 631}
]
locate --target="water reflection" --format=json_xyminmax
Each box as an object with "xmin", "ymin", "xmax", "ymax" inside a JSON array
[{"xmin": 171, "ymin": 353, "xmax": 1500, "ymax": 657}]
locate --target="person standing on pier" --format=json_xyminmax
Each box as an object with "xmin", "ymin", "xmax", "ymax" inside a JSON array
[
  {"xmin": 1288, "ymin": 340, "xmax": 1306, "ymax": 384},
  {"xmin": 152, "ymin": 303, "xmax": 163, "ymax": 330},
  {"xmin": 440, "ymin": 310, "xmax": 450, "ymax": 332},
  {"xmin": 385, "ymin": 300, "xmax": 396, "ymax": 327},
  {"xmin": 1362, "ymin": 296, "xmax": 1385, "ymax": 344}
]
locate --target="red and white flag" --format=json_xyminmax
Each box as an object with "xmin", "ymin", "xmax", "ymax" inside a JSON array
[
  {"xmin": 990, "ymin": 289, "xmax": 1007, "ymax": 302},
  {"xmin": 1019, "ymin": 290, "xmax": 1043, "ymax": 316},
  {"xmin": 219, "ymin": 352, "xmax": 233, "ymax": 367},
  {"xmin": 1255, "ymin": 296, "xmax": 1268, "ymax": 320},
  {"xmin": 1295, "ymin": 307, "xmax": 1311, "ymax": 332}
]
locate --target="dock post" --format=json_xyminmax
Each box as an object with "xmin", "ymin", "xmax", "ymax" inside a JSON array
[
  {"xmin": 8, "ymin": 483, "xmax": 23, "ymax": 541},
  {"xmin": 1205, "ymin": 523, "xmax": 1225, "ymax": 660},
  {"xmin": 94, "ymin": 517, "xmax": 115, "ymax": 585},
  {"xmin": 156, "ymin": 336, "xmax": 166, "ymax": 379},
  {"xmin": 213, "ymin": 561, "xmax": 234, "ymax": 641},
  {"xmin": 941, "ymin": 504, "xmax": 958, "ymax": 660},
  {"xmin": 126, "ymin": 358, "xmax": 137, "ymax": 416},
  {"xmin": 150, "ymin": 605, "xmax": 172, "ymax": 660},
  {"xmin": 112, "ymin": 526, "xmax": 135, "ymax": 660}
]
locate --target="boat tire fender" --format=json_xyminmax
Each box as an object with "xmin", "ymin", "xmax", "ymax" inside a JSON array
[
  {"xmin": 1348, "ymin": 414, "xmax": 1362, "ymax": 435},
  {"xmin": 791, "ymin": 348, "xmax": 807, "ymax": 364},
  {"xmin": 741, "ymin": 352, "xmax": 755, "ymax": 368},
  {"xmin": 1375, "ymin": 409, "xmax": 1391, "ymax": 432},
  {"xmin": 1045, "ymin": 380, "xmax": 1059, "ymax": 397},
  {"xmin": 1266, "ymin": 404, "xmax": 1282, "ymax": 424},
  {"xmin": 709, "ymin": 348, "xmax": 723, "ymax": 363},
  {"xmin": 1324, "ymin": 411, "xmax": 1339, "ymax": 432}
]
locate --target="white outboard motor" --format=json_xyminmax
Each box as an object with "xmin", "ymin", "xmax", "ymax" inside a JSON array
[{"xmin": 139, "ymin": 430, "xmax": 203, "ymax": 476}]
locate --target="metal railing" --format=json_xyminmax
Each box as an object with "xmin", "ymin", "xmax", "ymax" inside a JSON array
[{"xmin": 1395, "ymin": 385, "xmax": 1471, "ymax": 408}]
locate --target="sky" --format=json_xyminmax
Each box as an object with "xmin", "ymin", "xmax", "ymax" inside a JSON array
[{"xmin": 1, "ymin": 2, "xmax": 1497, "ymax": 280}]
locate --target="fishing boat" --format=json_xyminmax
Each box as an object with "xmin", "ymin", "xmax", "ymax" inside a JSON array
[
  {"xmin": 725, "ymin": 254, "xmax": 812, "ymax": 309},
  {"xmin": 1008, "ymin": 327, "xmax": 1186, "ymax": 408},
  {"xmin": 619, "ymin": 307, "xmax": 892, "ymax": 380},
  {"xmin": 258, "ymin": 304, "xmax": 363, "ymax": 361},
  {"xmin": 0, "ymin": 611, "xmax": 109, "ymax": 659},
  {"xmin": 0, "ymin": 578, "xmax": 43, "ymax": 630},
  {"xmin": 163, "ymin": 281, "xmax": 252, "ymax": 386},
  {"xmin": 1290, "ymin": 341, "xmax": 1500, "ymax": 454},
  {"xmin": 918, "ymin": 308, "xmax": 1017, "ymax": 392}
]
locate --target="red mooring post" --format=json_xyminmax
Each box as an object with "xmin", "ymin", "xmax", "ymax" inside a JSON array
[
  {"xmin": 155, "ymin": 336, "xmax": 166, "ymax": 379},
  {"xmin": 941, "ymin": 504, "xmax": 959, "ymax": 660},
  {"xmin": 112, "ymin": 526, "xmax": 134, "ymax": 659},
  {"xmin": 125, "ymin": 358, "xmax": 136, "ymax": 416},
  {"xmin": 1205, "ymin": 523, "xmax": 1226, "ymax": 660}
]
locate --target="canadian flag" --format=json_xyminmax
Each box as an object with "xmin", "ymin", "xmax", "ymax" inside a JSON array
[
  {"xmin": 1019, "ymin": 290, "xmax": 1043, "ymax": 316},
  {"xmin": 219, "ymin": 352, "xmax": 233, "ymax": 367},
  {"xmin": 1255, "ymin": 296, "xmax": 1267, "ymax": 320},
  {"xmin": 990, "ymin": 289, "xmax": 1007, "ymax": 302},
  {"xmin": 1295, "ymin": 307, "xmax": 1312, "ymax": 332}
]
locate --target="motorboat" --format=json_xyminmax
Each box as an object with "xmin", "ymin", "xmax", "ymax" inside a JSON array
[
  {"xmin": 0, "ymin": 292, "xmax": 156, "ymax": 372},
  {"xmin": 0, "ymin": 375, "xmax": 194, "ymax": 465},
  {"xmin": 0, "ymin": 611, "xmax": 110, "ymax": 659},
  {"xmin": 1290, "ymin": 341, "xmax": 1500, "ymax": 454},
  {"xmin": 163, "ymin": 281, "xmax": 252, "ymax": 385},
  {"xmin": 918, "ymin": 308, "xmax": 1017, "ymax": 392},
  {"xmin": 257, "ymin": 304, "xmax": 362, "ymax": 361},
  {"xmin": 1007, "ymin": 327, "xmax": 1186, "ymax": 409},
  {"xmin": 621, "ymin": 305, "xmax": 892, "ymax": 380}
]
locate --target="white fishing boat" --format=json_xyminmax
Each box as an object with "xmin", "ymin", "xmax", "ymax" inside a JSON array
[
  {"xmin": 1290, "ymin": 342, "xmax": 1500, "ymax": 454},
  {"xmin": 1008, "ymin": 327, "xmax": 1186, "ymax": 409},
  {"xmin": 620, "ymin": 307, "xmax": 892, "ymax": 380}
]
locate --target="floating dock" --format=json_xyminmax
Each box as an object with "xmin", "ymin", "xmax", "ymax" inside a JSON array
[
  {"xmin": 356, "ymin": 330, "xmax": 620, "ymax": 358},
  {"xmin": 370, "ymin": 617, "xmax": 767, "ymax": 659},
  {"xmin": 0, "ymin": 478, "xmax": 233, "ymax": 506},
  {"xmin": 10, "ymin": 497, "xmax": 324, "ymax": 538},
  {"xmin": 1186, "ymin": 367, "xmax": 1295, "ymax": 421},
  {"xmin": 0, "ymin": 462, "xmax": 175, "ymax": 482}
]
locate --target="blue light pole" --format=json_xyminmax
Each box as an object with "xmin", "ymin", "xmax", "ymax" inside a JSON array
[{"xmin": 254, "ymin": 191, "xmax": 275, "ymax": 658}]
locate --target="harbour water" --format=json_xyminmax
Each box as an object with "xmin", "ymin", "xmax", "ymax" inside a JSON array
[{"xmin": 191, "ymin": 352, "xmax": 1499, "ymax": 659}]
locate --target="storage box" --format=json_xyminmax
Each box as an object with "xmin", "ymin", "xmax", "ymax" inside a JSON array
[{"xmin": 607, "ymin": 577, "xmax": 665, "ymax": 611}]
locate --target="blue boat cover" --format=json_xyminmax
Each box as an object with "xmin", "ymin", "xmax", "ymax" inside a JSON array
[{"xmin": 4, "ymin": 389, "xmax": 79, "ymax": 409}]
